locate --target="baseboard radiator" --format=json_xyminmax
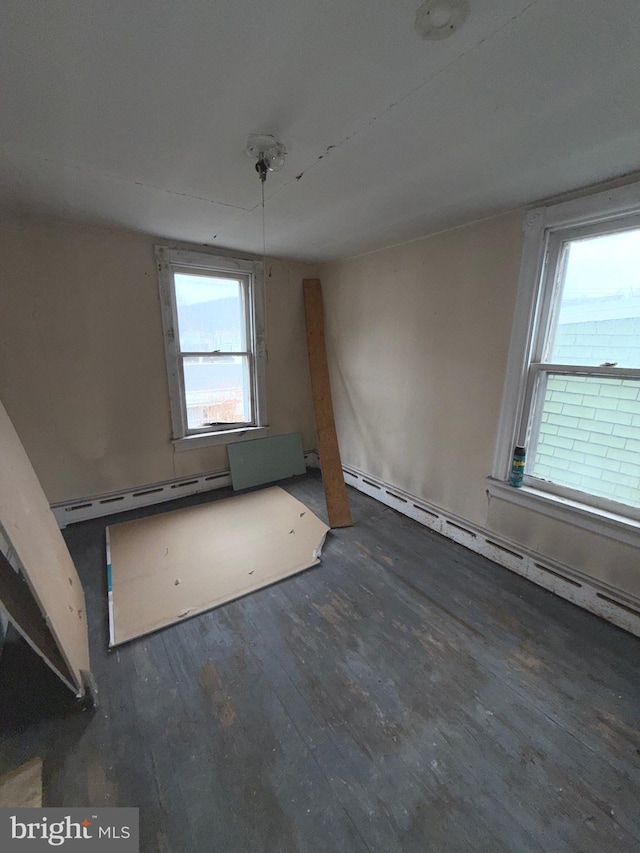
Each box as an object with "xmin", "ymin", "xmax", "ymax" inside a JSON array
[
  {"xmin": 50, "ymin": 454, "xmax": 640, "ymax": 637},
  {"xmin": 51, "ymin": 452, "xmax": 319, "ymax": 528},
  {"xmin": 340, "ymin": 464, "xmax": 640, "ymax": 639}
]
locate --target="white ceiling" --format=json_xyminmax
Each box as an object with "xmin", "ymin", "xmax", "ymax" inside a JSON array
[{"xmin": 2, "ymin": 0, "xmax": 640, "ymax": 261}]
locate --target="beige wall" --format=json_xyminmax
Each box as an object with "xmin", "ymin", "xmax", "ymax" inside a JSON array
[
  {"xmin": 0, "ymin": 216, "xmax": 317, "ymax": 503},
  {"xmin": 319, "ymin": 211, "xmax": 640, "ymax": 598},
  {"xmin": 2, "ymin": 210, "xmax": 637, "ymax": 599}
]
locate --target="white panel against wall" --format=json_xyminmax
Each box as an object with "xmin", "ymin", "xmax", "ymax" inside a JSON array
[{"xmin": 0, "ymin": 400, "xmax": 91, "ymax": 693}]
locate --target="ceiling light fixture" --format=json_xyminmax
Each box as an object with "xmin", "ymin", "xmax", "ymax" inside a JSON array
[
  {"xmin": 414, "ymin": 0, "xmax": 469, "ymax": 40},
  {"xmin": 246, "ymin": 133, "xmax": 287, "ymax": 184},
  {"xmin": 246, "ymin": 133, "xmax": 287, "ymax": 291}
]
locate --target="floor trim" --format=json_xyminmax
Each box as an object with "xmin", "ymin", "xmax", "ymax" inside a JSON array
[
  {"xmin": 51, "ymin": 452, "xmax": 319, "ymax": 528},
  {"xmin": 341, "ymin": 464, "xmax": 640, "ymax": 639}
]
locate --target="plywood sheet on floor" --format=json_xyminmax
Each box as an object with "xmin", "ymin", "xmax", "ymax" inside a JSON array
[
  {"xmin": 0, "ymin": 758, "xmax": 42, "ymax": 807},
  {"xmin": 106, "ymin": 487, "xmax": 329, "ymax": 646}
]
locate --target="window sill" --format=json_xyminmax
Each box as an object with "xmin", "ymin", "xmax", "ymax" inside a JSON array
[
  {"xmin": 485, "ymin": 477, "xmax": 640, "ymax": 549},
  {"xmin": 172, "ymin": 426, "xmax": 269, "ymax": 453}
]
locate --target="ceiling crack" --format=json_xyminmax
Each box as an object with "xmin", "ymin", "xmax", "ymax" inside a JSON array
[
  {"xmin": 211, "ymin": 198, "xmax": 264, "ymax": 240},
  {"xmin": 1, "ymin": 147, "xmax": 251, "ymax": 211},
  {"xmin": 272, "ymin": 0, "xmax": 543, "ymax": 194}
]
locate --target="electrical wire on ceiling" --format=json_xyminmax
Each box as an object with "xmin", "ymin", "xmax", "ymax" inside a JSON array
[
  {"xmin": 246, "ymin": 134, "xmax": 287, "ymax": 362},
  {"xmin": 246, "ymin": 133, "xmax": 287, "ymax": 279}
]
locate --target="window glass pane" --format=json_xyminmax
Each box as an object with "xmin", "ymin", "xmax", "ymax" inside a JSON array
[
  {"xmin": 548, "ymin": 228, "xmax": 640, "ymax": 367},
  {"xmin": 174, "ymin": 274, "xmax": 246, "ymax": 352},
  {"xmin": 183, "ymin": 356, "xmax": 251, "ymax": 429},
  {"xmin": 530, "ymin": 374, "xmax": 640, "ymax": 507}
]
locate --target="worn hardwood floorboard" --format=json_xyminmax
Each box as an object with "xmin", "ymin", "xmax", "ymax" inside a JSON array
[{"xmin": 1, "ymin": 472, "xmax": 639, "ymax": 852}]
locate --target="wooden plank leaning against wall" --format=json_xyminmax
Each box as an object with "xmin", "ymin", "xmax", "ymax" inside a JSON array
[
  {"xmin": 0, "ymin": 400, "xmax": 92, "ymax": 697},
  {"xmin": 303, "ymin": 279, "xmax": 352, "ymax": 529}
]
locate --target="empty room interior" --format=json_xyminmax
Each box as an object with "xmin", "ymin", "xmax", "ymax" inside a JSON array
[{"xmin": 1, "ymin": 1, "xmax": 639, "ymax": 851}]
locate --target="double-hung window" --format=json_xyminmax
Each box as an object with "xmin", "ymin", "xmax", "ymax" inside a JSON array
[
  {"xmin": 494, "ymin": 183, "xmax": 640, "ymax": 525},
  {"xmin": 155, "ymin": 247, "xmax": 267, "ymax": 449}
]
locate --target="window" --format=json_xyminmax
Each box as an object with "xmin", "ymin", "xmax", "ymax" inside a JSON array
[
  {"xmin": 155, "ymin": 248, "xmax": 267, "ymax": 450},
  {"xmin": 494, "ymin": 183, "xmax": 640, "ymax": 525}
]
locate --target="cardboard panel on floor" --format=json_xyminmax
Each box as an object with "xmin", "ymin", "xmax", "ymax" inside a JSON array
[{"xmin": 107, "ymin": 486, "xmax": 329, "ymax": 646}]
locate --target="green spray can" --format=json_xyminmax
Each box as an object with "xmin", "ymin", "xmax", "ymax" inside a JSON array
[{"xmin": 509, "ymin": 445, "xmax": 526, "ymax": 487}]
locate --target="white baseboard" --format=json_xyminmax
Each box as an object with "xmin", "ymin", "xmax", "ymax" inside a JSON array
[
  {"xmin": 341, "ymin": 464, "xmax": 640, "ymax": 639},
  {"xmin": 52, "ymin": 451, "xmax": 319, "ymax": 528}
]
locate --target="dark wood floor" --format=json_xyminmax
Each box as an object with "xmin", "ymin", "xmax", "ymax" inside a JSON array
[{"xmin": 1, "ymin": 472, "xmax": 639, "ymax": 852}]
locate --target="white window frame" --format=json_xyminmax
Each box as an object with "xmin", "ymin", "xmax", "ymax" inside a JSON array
[
  {"xmin": 490, "ymin": 181, "xmax": 640, "ymax": 541},
  {"xmin": 155, "ymin": 247, "xmax": 268, "ymax": 451}
]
